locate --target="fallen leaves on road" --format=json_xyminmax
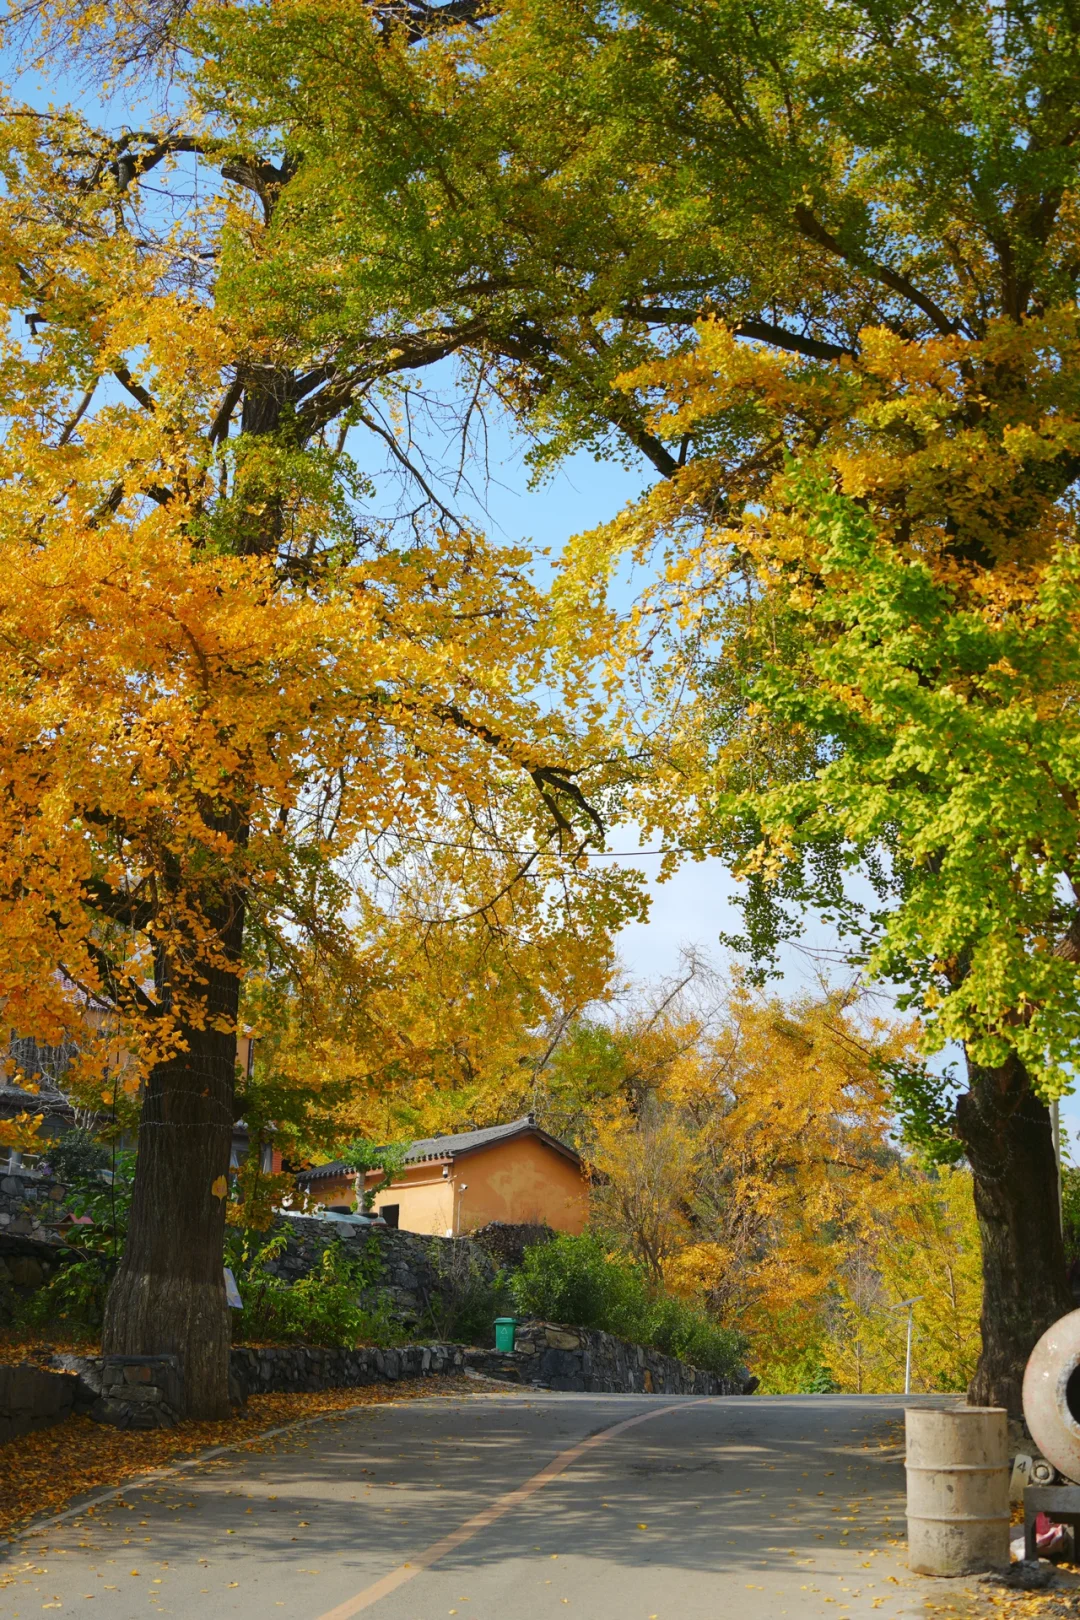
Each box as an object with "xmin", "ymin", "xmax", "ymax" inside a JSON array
[
  {"xmin": 968, "ymin": 1570, "xmax": 1080, "ymax": 1620},
  {"xmin": 0, "ymin": 1373, "xmax": 476, "ymax": 1541}
]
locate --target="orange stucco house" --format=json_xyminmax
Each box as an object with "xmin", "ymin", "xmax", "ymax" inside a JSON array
[{"xmin": 295, "ymin": 1115, "xmax": 588, "ymax": 1236}]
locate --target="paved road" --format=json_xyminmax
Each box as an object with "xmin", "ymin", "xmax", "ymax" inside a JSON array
[{"xmin": 1, "ymin": 1389, "xmax": 978, "ymax": 1620}]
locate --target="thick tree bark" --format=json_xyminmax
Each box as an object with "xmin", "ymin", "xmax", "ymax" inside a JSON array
[
  {"xmin": 99, "ymin": 365, "xmax": 285, "ymax": 1417},
  {"xmin": 102, "ymin": 889, "xmax": 245, "ymax": 1420},
  {"xmin": 957, "ymin": 1052, "xmax": 1072, "ymax": 1415}
]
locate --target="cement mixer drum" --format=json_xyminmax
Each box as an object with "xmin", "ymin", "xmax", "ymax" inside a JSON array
[{"xmin": 1022, "ymin": 1308, "xmax": 1080, "ymax": 1483}]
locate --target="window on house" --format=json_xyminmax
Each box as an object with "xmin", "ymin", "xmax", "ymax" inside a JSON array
[{"xmin": 380, "ymin": 1204, "xmax": 400, "ymax": 1228}]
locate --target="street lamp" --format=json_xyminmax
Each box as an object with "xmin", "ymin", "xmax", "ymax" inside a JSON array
[{"xmin": 890, "ymin": 1297, "xmax": 924, "ymax": 1395}]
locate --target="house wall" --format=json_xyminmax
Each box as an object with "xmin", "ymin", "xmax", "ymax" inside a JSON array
[
  {"xmin": 371, "ymin": 1163, "xmax": 456, "ymax": 1235},
  {"xmin": 303, "ymin": 1171, "xmax": 355, "ymax": 1207},
  {"xmin": 305, "ymin": 1135, "xmax": 587, "ymax": 1236},
  {"xmin": 457, "ymin": 1137, "xmax": 587, "ymax": 1235}
]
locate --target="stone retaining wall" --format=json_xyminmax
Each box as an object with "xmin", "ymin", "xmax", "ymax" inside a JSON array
[
  {"xmin": 464, "ymin": 1319, "xmax": 752, "ymax": 1396},
  {"xmin": 468, "ymin": 1222, "xmax": 556, "ymax": 1272},
  {"xmin": 0, "ymin": 1168, "xmax": 69, "ymax": 1242},
  {"xmin": 0, "ymin": 1230, "xmax": 91, "ymax": 1299},
  {"xmin": 230, "ymin": 1341, "xmax": 467, "ymax": 1396},
  {"xmin": 33, "ymin": 1342, "xmax": 470, "ymax": 1430},
  {"xmin": 0, "ymin": 1168, "xmax": 83, "ymax": 1303},
  {"xmin": 93, "ymin": 1355, "xmax": 185, "ymax": 1429},
  {"xmin": 1, "ymin": 1195, "xmax": 496, "ymax": 1336},
  {"xmin": 5, "ymin": 1319, "xmax": 749, "ymax": 1440},
  {"xmin": 265, "ymin": 1216, "xmax": 495, "ymax": 1327},
  {"xmin": 0, "ymin": 1363, "xmax": 78, "ymax": 1445}
]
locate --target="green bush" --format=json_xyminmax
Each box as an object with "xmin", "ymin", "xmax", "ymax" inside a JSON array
[
  {"xmin": 510, "ymin": 1231, "xmax": 746, "ymax": 1378},
  {"xmin": 510, "ymin": 1231, "xmax": 648, "ymax": 1338},
  {"xmin": 9, "ymin": 1137, "xmax": 134, "ymax": 1338},
  {"xmin": 226, "ymin": 1229, "xmax": 402, "ymax": 1348},
  {"xmin": 642, "ymin": 1293, "xmax": 747, "ymax": 1379},
  {"xmin": 10, "ymin": 1252, "xmax": 112, "ymax": 1339},
  {"xmin": 421, "ymin": 1241, "xmax": 513, "ymax": 1346},
  {"xmin": 1063, "ymin": 1164, "xmax": 1080, "ymax": 1266},
  {"xmin": 41, "ymin": 1129, "xmax": 111, "ymax": 1187}
]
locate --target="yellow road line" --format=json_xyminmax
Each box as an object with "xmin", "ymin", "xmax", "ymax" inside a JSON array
[{"xmin": 313, "ymin": 1397, "xmax": 712, "ymax": 1620}]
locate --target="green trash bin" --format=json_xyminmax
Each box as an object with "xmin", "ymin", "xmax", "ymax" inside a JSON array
[{"xmin": 494, "ymin": 1317, "xmax": 518, "ymax": 1353}]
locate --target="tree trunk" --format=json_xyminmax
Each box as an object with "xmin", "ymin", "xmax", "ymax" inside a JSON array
[
  {"xmin": 957, "ymin": 1052, "xmax": 1072, "ymax": 1415},
  {"xmin": 102, "ymin": 895, "xmax": 244, "ymax": 1419}
]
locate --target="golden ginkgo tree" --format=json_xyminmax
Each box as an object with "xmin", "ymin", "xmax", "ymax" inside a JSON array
[{"xmin": 0, "ymin": 102, "xmax": 634, "ymax": 1416}]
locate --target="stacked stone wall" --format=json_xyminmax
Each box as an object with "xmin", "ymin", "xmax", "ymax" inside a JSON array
[
  {"xmin": 468, "ymin": 1221, "xmax": 556, "ymax": 1271},
  {"xmin": 0, "ymin": 1170, "xmax": 88, "ymax": 1299},
  {"xmin": 0, "ymin": 1168, "xmax": 69, "ymax": 1242},
  {"xmin": 464, "ymin": 1318, "xmax": 753, "ymax": 1396},
  {"xmin": 1, "ymin": 1195, "xmax": 496, "ymax": 1331},
  {"xmin": 264, "ymin": 1215, "xmax": 495, "ymax": 1327},
  {"xmin": 5, "ymin": 1320, "xmax": 751, "ymax": 1440},
  {"xmin": 0, "ymin": 1363, "xmax": 78, "ymax": 1445},
  {"xmin": 30, "ymin": 1342, "xmax": 469, "ymax": 1430},
  {"xmin": 230, "ymin": 1341, "xmax": 466, "ymax": 1395}
]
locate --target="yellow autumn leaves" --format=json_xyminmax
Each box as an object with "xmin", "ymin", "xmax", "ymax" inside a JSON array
[{"xmin": 584, "ymin": 984, "xmax": 982, "ymax": 1394}]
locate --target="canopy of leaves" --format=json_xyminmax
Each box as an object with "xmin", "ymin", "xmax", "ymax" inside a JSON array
[
  {"xmin": 550, "ymin": 975, "xmax": 981, "ymax": 1392},
  {"xmin": 0, "ymin": 98, "xmax": 642, "ymax": 1150}
]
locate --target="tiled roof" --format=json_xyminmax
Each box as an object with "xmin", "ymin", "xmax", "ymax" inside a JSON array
[
  {"xmin": 297, "ymin": 1115, "xmax": 579, "ymax": 1183},
  {"xmin": 0, "ymin": 1084, "xmax": 75, "ymax": 1123}
]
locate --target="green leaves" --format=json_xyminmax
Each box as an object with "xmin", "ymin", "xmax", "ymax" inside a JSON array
[
  {"xmin": 340, "ymin": 1137, "xmax": 411, "ymax": 1211},
  {"xmin": 727, "ymin": 462, "xmax": 1080, "ymax": 1095}
]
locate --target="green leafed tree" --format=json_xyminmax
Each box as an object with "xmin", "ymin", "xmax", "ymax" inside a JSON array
[{"xmin": 340, "ymin": 1138, "xmax": 412, "ymax": 1211}]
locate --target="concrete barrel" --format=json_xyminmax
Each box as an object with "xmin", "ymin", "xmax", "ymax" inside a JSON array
[
  {"xmin": 905, "ymin": 1407, "xmax": 1010, "ymax": 1575},
  {"xmin": 1023, "ymin": 1308, "xmax": 1080, "ymax": 1482}
]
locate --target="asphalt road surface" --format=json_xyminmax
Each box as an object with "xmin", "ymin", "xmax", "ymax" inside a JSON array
[{"xmin": 1, "ymin": 1387, "xmax": 979, "ymax": 1620}]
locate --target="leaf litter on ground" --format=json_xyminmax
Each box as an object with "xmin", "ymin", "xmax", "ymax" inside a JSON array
[{"xmin": 0, "ymin": 1372, "xmax": 478, "ymax": 1543}]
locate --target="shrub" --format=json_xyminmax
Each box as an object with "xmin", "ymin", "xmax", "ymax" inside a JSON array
[
  {"xmin": 8, "ymin": 1138, "xmax": 134, "ymax": 1338},
  {"xmin": 9, "ymin": 1251, "xmax": 112, "ymax": 1339},
  {"xmin": 40, "ymin": 1128, "xmax": 111, "ymax": 1187},
  {"xmin": 226, "ymin": 1228, "xmax": 401, "ymax": 1348},
  {"xmin": 510, "ymin": 1231, "xmax": 648, "ymax": 1338},
  {"xmin": 421, "ymin": 1240, "xmax": 513, "ymax": 1346},
  {"xmin": 510, "ymin": 1231, "xmax": 746, "ymax": 1378},
  {"xmin": 642, "ymin": 1293, "xmax": 746, "ymax": 1378},
  {"xmin": 1063, "ymin": 1165, "xmax": 1080, "ymax": 1268}
]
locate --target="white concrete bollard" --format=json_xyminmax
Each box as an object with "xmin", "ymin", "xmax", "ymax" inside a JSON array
[{"xmin": 905, "ymin": 1406, "xmax": 1010, "ymax": 1575}]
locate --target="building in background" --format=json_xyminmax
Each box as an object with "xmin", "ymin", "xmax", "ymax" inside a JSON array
[{"xmin": 295, "ymin": 1116, "xmax": 588, "ymax": 1237}]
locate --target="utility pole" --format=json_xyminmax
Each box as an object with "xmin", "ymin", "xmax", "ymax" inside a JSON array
[
  {"xmin": 891, "ymin": 1297, "xmax": 924, "ymax": 1395},
  {"xmin": 1052, "ymin": 1098, "xmax": 1063, "ymax": 1236}
]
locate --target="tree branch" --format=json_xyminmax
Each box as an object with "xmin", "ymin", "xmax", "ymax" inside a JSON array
[
  {"xmin": 56, "ymin": 383, "xmax": 96, "ymax": 446},
  {"xmin": 113, "ymin": 365, "xmax": 155, "ymax": 412},
  {"xmin": 620, "ymin": 303, "xmax": 856, "ymax": 361},
  {"xmin": 354, "ymin": 406, "xmax": 468, "ymax": 529},
  {"xmin": 794, "ymin": 204, "xmax": 960, "ymax": 338},
  {"xmin": 81, "ymin": 876, "xmax": 156, "ymax": 930},
  {"xmin": 208, "ymin": 377, "xmax": 243, "ymax": 444}
]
